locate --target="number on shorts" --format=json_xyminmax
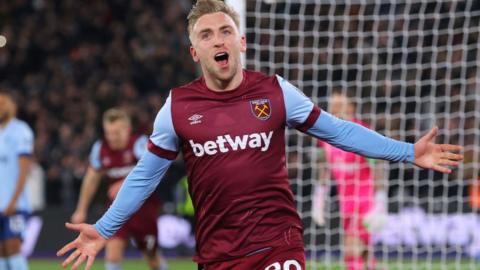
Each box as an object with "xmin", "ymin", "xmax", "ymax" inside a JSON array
[
  {"xmin": 144, "ymin": 235, "xmax": 156, "ymax": 251},
  {"xmin": 265, "ymin": 259, "xmax": 301, "ymax": 270},
  {"xmin": 9, "ymin": 215, "xmax": 25, "ymax": 233}
]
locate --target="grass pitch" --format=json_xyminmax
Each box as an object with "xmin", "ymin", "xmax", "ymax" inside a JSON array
[
  {"xmin": 30, "ymin": 258, "xmax": 195, "ymax": 270},
  {"xmin": 30, "ymin": 258, "xmax": 477, "ymax": 270}
]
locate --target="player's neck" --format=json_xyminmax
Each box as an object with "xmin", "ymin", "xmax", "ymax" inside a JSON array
[
  {"xmin": 109, "ymin": 143, "xmax": 128, "ymax": 151},
  {"xmin": 0, "ymin": 116, "xmax": 13, "ymax": 129},
  {"xmin": 203, "ymin": 69, "xmax": 244, "ymax": 92}
]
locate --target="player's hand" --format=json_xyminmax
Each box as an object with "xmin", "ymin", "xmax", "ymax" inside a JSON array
[
  {"xmin": 413, "ymin": 127, "xmax": 463, "ymax": 174},
  {"xmin": 57, "ymin": 223, "xmax": 107, "ymax": 270},
  {"xmin": 4, "ymin": 201, "xmax": 16, "ymax": 216},
  {"xmin": 363, "ymin": 190, "xmax": 388, "ymax": 233},
  {"xmin": 71, "ymin": 210, "xmax": 87, "ymax": 224}
]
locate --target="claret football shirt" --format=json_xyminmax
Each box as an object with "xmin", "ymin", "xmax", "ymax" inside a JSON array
[
  {"xmin": 148, "ymin": 70, "xmax": 318, "ymax": 262},
  {"xmin": 95, "ymin": 70, "xmax": 414, "ymax": 264}
]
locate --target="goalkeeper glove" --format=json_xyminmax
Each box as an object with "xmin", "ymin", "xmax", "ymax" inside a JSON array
[{"xmin": 363, "ymin": 190, "xmax": 388, "ymax": 233}]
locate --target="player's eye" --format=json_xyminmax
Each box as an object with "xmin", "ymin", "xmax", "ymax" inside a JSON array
[{"xmin": 200, "ymin": 32, "xmax": 211, "ymax": 40}]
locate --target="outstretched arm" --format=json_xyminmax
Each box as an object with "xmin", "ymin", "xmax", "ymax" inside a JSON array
[
  {"xmin": 306, "ymin": 111, "xmax": 462, "ymax": 173},
  {"xmin": 277, "ymin": 75, "xmax": 462, "ymax": 173},
  {"xmin": 58, "ymin": 92, "xmax": 180, "ymax": 270},
  {"xmin": 57, "ymin": 151, "xmax": 172, "ymax": 270},
  {"xmin": 71, "ymin": 167, "xmax": 102, "ymax": 224}
]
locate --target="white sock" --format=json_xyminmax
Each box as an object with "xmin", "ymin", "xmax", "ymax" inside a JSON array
[
  {"xmin": 158, "ymin": 258, "xmax": 168, "ymax": 270},
  {"xmin": 0, "ymin": 257, "xmax": 7, "ymax": 270},
  {"xmin": 7, "ymin": 254, "xmax": 28, "ymax": 270},
  {"xmin": 105, "ymin": 262, "xmax": 122, "ymax": 270}
]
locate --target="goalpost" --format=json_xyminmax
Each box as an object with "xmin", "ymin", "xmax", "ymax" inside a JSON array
[{"xmin": 233, "ymin": 0, "xmax": 480, "ymax": 269}]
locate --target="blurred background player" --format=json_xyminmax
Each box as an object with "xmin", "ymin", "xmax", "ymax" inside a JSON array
[
  {"xmin": 0, "ymin": 91, "xmax": 34, "ymax": 270},
  {"xmin": 314, "ymin": 91, "xmax": 388, "ymax": 270},
  {"xmin": 70, "ymin": 108, "xmax": 166, "ymax": 270}
]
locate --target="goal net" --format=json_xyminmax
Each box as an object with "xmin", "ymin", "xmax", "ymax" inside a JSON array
[{"xmin": 241, "ymin": 0, "xmax": 480, "ymax": 269}]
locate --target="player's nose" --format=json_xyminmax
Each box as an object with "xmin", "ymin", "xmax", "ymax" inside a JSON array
[{"xmin": 213, "ymin": 33, "xmax": 225, "ymax": 47}]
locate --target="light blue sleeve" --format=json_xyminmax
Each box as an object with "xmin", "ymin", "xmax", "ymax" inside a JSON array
[
  {"xmin": 89, "ymin": 141, "xmax": 102, "ymax": 170},
  {"xmin": 276, "ymin": 76, "xmax": 414, "ymax": 163},
  {"xmin": 94, "ymin": 151, "xmax": 172, "ymax": 238},
  {"xmin": 16, "ymin": 121, "xmax": 34, "ymax": 156},
  {"xmin": 150, "ymin": 92, "xmax": 180, "ymax": 153},
  {"xmin": 133, "ymin": 135, "xmax": 148, "ymax": 159},
  {"xmin": 276, "ymin": 75, "xmax": 314, "ymax": 128},
  {"xmin": 307, "ymin": 110, "xmax": 415, "ymax": 163}
]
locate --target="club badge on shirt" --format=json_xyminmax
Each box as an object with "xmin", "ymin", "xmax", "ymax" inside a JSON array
[{"xmin": 250, "ymin": 99, "xmax": 271, "ymax": 121}]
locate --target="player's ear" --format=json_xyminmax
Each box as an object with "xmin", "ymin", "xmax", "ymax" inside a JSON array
[
  {"xmin": 240, "ymin": 35, "xmax": 246, "ymax": 53},
  {"xmin": 5, "ymin": 95, "xmax": 16, "ymax": 118},
  {"xmin": 190, "ymin": 46, "xmax": 199, "ymax": 62}
]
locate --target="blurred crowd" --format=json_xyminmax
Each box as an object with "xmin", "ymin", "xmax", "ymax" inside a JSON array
[
  {"xmin": 0, "ymin": 0, "xmax": 196, "ymax": 208},
  {"xmin": 247, "ymin": 1, "xmax": 480, "ymax": 211}
]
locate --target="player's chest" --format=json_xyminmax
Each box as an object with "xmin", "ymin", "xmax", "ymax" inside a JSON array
[
  {"xmin": 173, "ymin": 94, "xmax": 285, "ymax": 142},
  {"xmin": 0, "ymin": 132, "xmax": 16, "ymax": 162},
  {"xmin": 99, "ymin": 148, "xmax": 136, "ymax": 169}
]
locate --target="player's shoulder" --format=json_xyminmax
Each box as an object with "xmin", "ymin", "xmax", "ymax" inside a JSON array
[
  {"xmin": 243, "ymin": 69, "xmax": 279, "ymax": 87},
  {"xmin": 245, "ymin": 69, "xmax": 273, "ymax": 80},
  {"xmin": 9, "ymin": 118, "xmax": 33, "ymax": 136},
  {"xmin": 131, "ymin": 134, "xmax": 148, "ymax": 145},
  {"xmin": 91, "ymin": 139, "xmax": 104, "ymax": 152}
]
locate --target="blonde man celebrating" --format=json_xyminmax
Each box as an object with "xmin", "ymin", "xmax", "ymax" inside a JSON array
[{"xmin": 58, "ymin": 1, "xmax": 462, "ymax": 269}]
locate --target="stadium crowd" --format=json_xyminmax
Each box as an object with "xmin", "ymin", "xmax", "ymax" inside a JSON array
[
  {"xmin": 0, "ymin": 0, "xmax": 196, "ymax": 208},
  {"xmin": 247, "ymin": 1, "xmax": 480, "ymax": 211}
]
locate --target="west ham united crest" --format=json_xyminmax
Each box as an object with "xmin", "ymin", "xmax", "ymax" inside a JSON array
[{"xmin": 250, "ymin": 99, "xmax": 271, "ymax": 120}]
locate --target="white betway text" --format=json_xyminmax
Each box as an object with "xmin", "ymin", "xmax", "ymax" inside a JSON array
[{"xmin": 189, "ymin": 131, "xmax": 273, "ymax": 157}]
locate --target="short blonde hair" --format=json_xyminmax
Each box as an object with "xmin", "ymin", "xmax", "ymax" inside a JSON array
[
  {"xmin": 187, "ymin": 0, "xmax": 240, "ymax": 37},
  {"xmin": 102, "ymin": 108, "xmax": 131, "ymax": 125}
]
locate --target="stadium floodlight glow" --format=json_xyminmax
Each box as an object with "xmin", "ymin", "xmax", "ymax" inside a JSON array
[{"xmin": 0, "ymin": 35, "xmax": 7, "ymax": 47}]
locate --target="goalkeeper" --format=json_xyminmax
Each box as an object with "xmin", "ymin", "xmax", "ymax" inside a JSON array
[{"xmin": 313, "ymin": 92, "xmax": 388, "ymax": 270}]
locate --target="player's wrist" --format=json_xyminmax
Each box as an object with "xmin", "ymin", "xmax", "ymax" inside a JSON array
[{"xmin": 93, "ymin": 223, "xmax": 110, "ymax": 240}]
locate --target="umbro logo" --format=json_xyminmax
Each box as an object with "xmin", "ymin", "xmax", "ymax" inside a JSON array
[{"xmin": 188, "ymin": 114, "xmax": 203, "ymax": 125}]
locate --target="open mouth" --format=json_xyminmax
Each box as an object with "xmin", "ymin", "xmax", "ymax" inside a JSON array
[{"xmin": 214, "ymin": 52, "xmax": 229, "ymax": 66}]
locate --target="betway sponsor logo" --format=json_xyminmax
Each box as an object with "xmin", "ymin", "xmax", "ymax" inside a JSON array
[{"xmin": 189, "ymin": 131, "xmax": 273, "ymax": 157}]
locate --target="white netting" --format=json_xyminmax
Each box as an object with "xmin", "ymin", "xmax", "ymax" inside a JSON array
[{"xmin": 244, "ymin": 1, "xmax": 480, "ymax": 269}]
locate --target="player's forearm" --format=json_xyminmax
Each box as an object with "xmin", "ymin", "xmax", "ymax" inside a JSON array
[
  {"xmin": 307, "ymin": 110, "xmax": 414, "ymax": 163},
  {"xmin": 7, "ymin": 156, "xmax": 31, "ymax": 207},
  {"xmin": 94, "ymin": 151, "xmax": 171, "ymax": 239},
  {"xmin": 76, "ymin": 168, "xmax": 102, "ymax": 212}
]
